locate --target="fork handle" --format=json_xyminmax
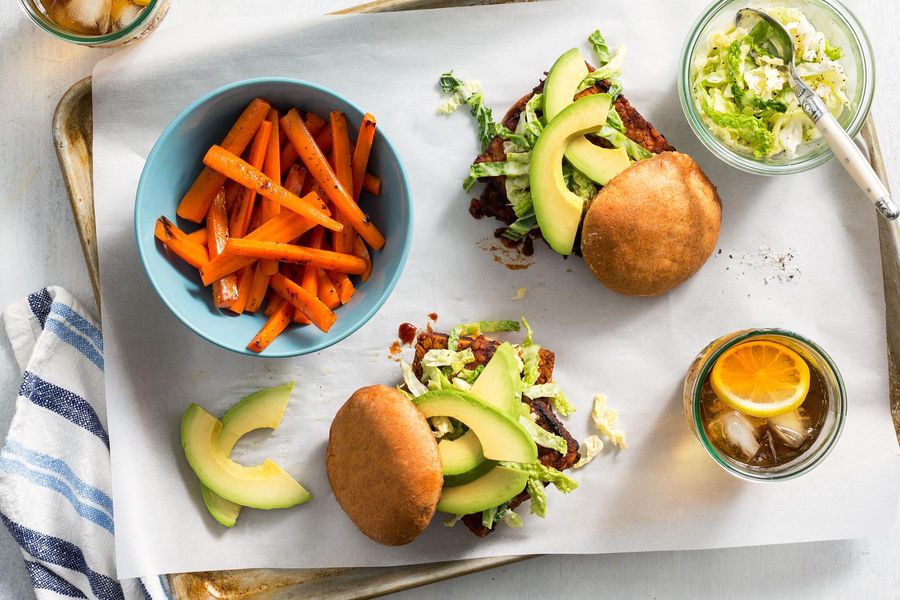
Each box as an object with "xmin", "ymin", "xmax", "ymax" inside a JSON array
[{"xmin": 796, "ymin": 83, "xmax": 898, "ymax": 220}]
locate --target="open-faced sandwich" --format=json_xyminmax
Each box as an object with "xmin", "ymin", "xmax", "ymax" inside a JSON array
[
  {"xmin": 440, "ymin": 29, "xmax": 722, "ymax": 296},
  {"xmin": 326, "ymin": 319, "xmax": 590, "ymax": 545}
]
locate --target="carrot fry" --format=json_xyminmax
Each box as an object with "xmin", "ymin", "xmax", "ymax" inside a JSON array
[
  {"xmin": 351, "ymin": 113, "xmax": 377, "ymax": 201},
  {"xmin": 227, "ymin": 265, "xmax": 255, "ymax": 314},
  {"xmin": 204, "ymin": 145, "xmax": 341, "ymax": 233},
  {"xmin": 278, "ymin": 263, "xmax": 312, "ymax": 324},
  {"xmin": 155, "ymin": 217, "xmax": 209, "ymax": 268},
  {"xmin": 223, "ymin": 179, "xmax": 243, "ymax": 217},
  {"xmin": 248, "ymin": 300, "xmax": 294, "ymax": 353},
  {"xmin": 280, "ymin": 109, "xmax": 384, "ymax": 250},
  {"xmin": 327, "ymin": 271, "xmax": 356, "ymax": 305},
  {"xmin": 283, "ymin": 164, "xmax": 307, "ymax": 196},
  {"xmin": 244, "ymin": 262, "xmax": 271, "ymax": 313},
  {"xmin": 222, "ymin": 239, "xmax": 367, "ymax": 275},
  {"xmin": 229, "ymin": 120, "xmax": 272, "ymax": 238},
  {"xmin": 302, "ymin": 229, "xmax": 325, "ymax": 289},
  {"xmin": 280, "ymin": 113, "xmax": 328, "ymax": 176},
  {"xmin": 305, "ymin": 112, "xmax": 328, "ymax": 134},
  {"xmin": 261, "ymin": 109, "xmax": 282, "ymax": 224},
  {"xmin": 186, "ymin": 228, "xmax": 208, "ymax": 246},
  {"xmin": 314, "ymin": 123, "xmax": 333, "ymax": 155},
  {"xmin": 263, "ymin": 293, "xmax": 284, "ymax": 317},
  {"xmin": 206, "ymin": 190, "xmax": 239, "ymax": 308},
  {"xmin": 330, "ymin": 112, "xmax": 356, "ymax": 254},
  {"xmin": 316, "ymin": 268, "xmax": 341, "ymax": 310},
  {"xmin": 177, "ymin": 98, "xmax": 271, "ymax": 222},
  {"xmin": 351, "ymin": 234, "xmax": 372, "ymax": 282},
  {"xmin": 199, "ymin": 211, "xmax": 317, "ymax": 285},
  {"xmin": 363, "ymin": 173, "xmax": 381, "ymax": 196},
  {"xmin": 270, "ymin": 273, "xmax": 336, "ymax": 333}
]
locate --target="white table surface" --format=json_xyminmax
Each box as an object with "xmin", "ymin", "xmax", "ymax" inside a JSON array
[{"xmin": 1, "ymin": 1, "xmax": 898, "ymax": 598}]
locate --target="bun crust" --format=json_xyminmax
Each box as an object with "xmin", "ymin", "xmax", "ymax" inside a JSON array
[
  {"xmin": 581, "ymin": 152, "xmax": 721, "ymax": 296},
  {"xmin": 326, "ymin": 385, "xmax": 442, "ymax": 546}
]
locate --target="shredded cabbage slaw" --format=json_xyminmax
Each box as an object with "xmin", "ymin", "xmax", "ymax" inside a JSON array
[{"xmin": 691, "ymin": 7, "xmax": 850, "ymax": 157}]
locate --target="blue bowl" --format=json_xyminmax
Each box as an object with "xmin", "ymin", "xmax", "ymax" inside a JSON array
[{"xmin": 135, "ymin": 78, "xmax": 413, "ymax": 357}]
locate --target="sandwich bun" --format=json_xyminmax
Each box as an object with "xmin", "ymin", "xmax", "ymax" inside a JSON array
[
  {"xmin": 326, "ymin": 385, "xmax": 442, "ymax": 546},
  {"xmin": 580, "ymin": 151, "xmax": 721, "ymax": 296}
]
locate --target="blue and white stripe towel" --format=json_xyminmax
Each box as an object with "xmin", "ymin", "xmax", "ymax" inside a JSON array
[{"xmin": 1, "ymin": 287, "xmax": 170, "ymax": 600}]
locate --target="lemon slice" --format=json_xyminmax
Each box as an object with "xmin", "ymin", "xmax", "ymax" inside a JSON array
[{"xmin": 710, "ymin": 340, "xmax": 810, "ymax": 418}]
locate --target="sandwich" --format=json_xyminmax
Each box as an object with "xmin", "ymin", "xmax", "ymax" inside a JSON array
[
  {"xmin": 326, "ymin": 319, "xmax": 585, "ymax": 545},
  {"xmin": 439, "ymin": 29, "xmax": 722, "ymax": 296}
]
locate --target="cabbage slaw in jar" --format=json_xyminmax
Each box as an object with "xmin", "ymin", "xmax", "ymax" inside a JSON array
[{"xmin": 691, "ymin": 6, "xmax": 850, "ymax": 158}]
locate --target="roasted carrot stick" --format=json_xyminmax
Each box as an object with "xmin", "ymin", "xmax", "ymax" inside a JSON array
[
  {"xmin": 313, "ymin": 123, "xmax": 333, "ymax": 156},
  {"xmin": 316, "ymin": 268, "xmax": 341, "ymax": 310},
  {"xmin": 186, "ymin": 228, "xmax": 208, "ymax": 246},
  {"xmin": 223, "ymin": 179, "xmax": 243, "ymax": 217},
  {"xmin": 263, "ymin": 293, "xmax": 284, "ymax": 317},
  {"xmin": 283, "ymin": 164, "xmax": 307, "ymax": 196},
  {"xmin": 363, "ymin": 172, "xmax": 381, "ymax": 196},
  {"xmin": 301, "ymin": 228, "xmax": 325, "ymax": 291},
  {"xmin": 229, "ymin": 120, "xmax": 272, "ymax": 238},
  {"xmin": 269, "ymin": 273, "xmax": 336, "ymax": 333},
  {"xmin": 351, "ymin": 233, "xmax": 372, "ymax": 282},
  {"xmin": 248, "ymin": 299, "xmax": 294, "ymax": 353},
  {"xmin": 281, "ymin": 263, "xmax": 312, "ymax": 325},
  {"xmin": 351, "ymin": 113, "xmax": 377, "ymax": 201},
  {"xmin": 206, "ymin": 190, "xmax": 239, "ymax": 308},
  {"xmin": 199, "ymin": 211, "xmax": 318, "ymax": 285},
  {"xmin": 257, "ymin": 110, "xmax": 285, "ymax": 277},
  {"xmin": 222, "ymin": 239, "xmax": 367, "ymax": 275},
  {"xmin": 204, "ymin": 145, "xmax": 341, "ymax": 233},
  {"xmin": 305, "ymin": 112, "xmax": 327, "ymax": 134},
  {"xmin": 244, "ymin": 262, "xmax": 271, "ymax": 313},
  {"xmin": 155, "ymin": 217, "xmax": 209, "ymax": 268},
  {"xmin": 280, "ymin": 113, "xmax": 328, "ymax": 176},
  {"xmin": 177, "ymin": 98, "xmax": 271, "ymax": 223},
  {"xmin": 228, "ymin": 266, "xmax": 255, "ymax": 315},
  {"xmin": 280, "ymin": 109, "xmax": 384, "ymax": 250},
  {"xmin": 330, "ymin": 112, "xmax": 356, "ymax": 254},
  {"xmin": 327, "ymin": 271, "xmax": 356, "ymax": 305},
  {"xmin": 261, "ymin": 109, "xmax": 282, "ymax": 224}
]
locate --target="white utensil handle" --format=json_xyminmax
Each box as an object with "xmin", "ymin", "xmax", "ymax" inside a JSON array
[{"xmin": 802, "ymin": 91, "xmax": 899, "ymax": 220}]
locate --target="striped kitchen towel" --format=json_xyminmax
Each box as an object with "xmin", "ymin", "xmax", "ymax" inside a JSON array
[{"xmin": 1, "ymin": 287, "xmax": 170, "ymax": 600}]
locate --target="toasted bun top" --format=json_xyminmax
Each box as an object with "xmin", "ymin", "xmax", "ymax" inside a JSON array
[
  {"xmin": 580, "ymin": 152, "xmax": 721, "ymax": 296},
  {"xmin": 326, "ymin": 385, "xmax": 442, "ymax": 546}
]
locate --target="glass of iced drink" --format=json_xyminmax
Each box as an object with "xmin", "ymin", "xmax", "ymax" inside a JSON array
[
  {"xmin": 19, "ymin": 0, "xmax": 169, "ymax": 47},
  {"xmin": 683, "ymin": 329, "xmax": 846, "ymax": 481}
]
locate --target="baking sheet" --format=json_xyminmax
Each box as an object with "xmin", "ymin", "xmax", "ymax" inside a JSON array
[{"xmin": 91, "ymin": 0, "xmax": 900, "ymax": 579}]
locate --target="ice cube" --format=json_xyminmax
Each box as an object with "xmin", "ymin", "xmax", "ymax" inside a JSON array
[
  {"xmin": 110, "ymin": 0, "xmax": 142, "ymax": 32},
  {"xmin": 708, "ymin": 410, "xmax": 761, "ymax": 459},
  {"xmin": 49, "ymin": 0, "xmax": 111, "ymax": 35},
  {"xmin": 768, "ymin": 409, "xmax": 811, "ymax": 448}
]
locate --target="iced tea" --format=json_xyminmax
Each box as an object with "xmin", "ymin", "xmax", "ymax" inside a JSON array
[{"xmin": 683, "ymin": 329, "xmax": 845, "ymax": 481}]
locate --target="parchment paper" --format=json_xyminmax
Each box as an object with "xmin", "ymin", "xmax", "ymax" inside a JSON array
[{"xmin": 92, "ymin": 0, "xmax": 900, "ymax": 579}]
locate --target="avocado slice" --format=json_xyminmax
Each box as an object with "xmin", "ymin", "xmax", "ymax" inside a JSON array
[
  {"xmin": 469, "ymin": 342, "xmax": 521, "ymax": 417},
  {"xmin": 201, "ymin": 383, "xmax": 294, "ymax": 527},
  {"xmin": 414, "ymin": 390, "xmax": 537, "ymax": 465},
  {"xmin": 544, "ymin": 48, "xmax": 631, "ymax": 186},
  {"xmin": 438, "ymin": 430, "xmax": 498, "ymax": 487},
  {"xmin": 543, "ymin": 48, "xmax": 589, "ymax": 119},
  {"xmin": 531, "ymin": 93, "xmax": 612, "ymax": 256},
  {"xmin": 436, "ymin": 465, "xmax": 529, "ymax": 515},
  {"xmin": 440, "ymin": 343, "xmax": 523, "ymax": 486},
  {"xmin": 181, "ymin": 403, "xmax": 311, "ymax": 510}
]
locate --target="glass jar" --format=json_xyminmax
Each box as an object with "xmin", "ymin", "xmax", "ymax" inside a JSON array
[
  {"xmin": 18, "ymin": 0, "xmax": 170, "ymax": 47},
  {"xmin": 683, "ymin": 328, "xmax": 846, "ymax": 481},
  {"xmin": 678, "ymin": 0, "xmax": 875, "ymax": 175}
]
